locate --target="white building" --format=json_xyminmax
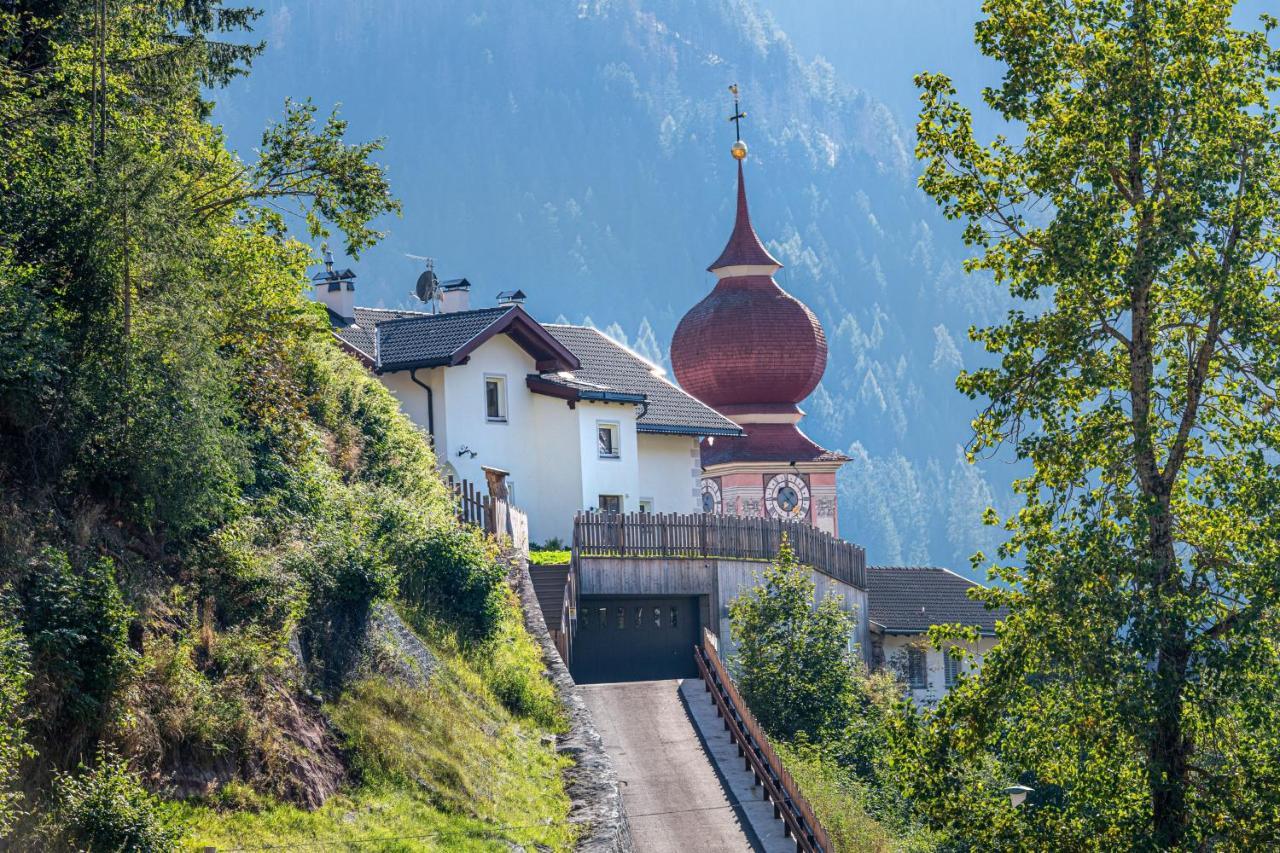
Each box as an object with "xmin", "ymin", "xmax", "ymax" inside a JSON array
[
  {"xmin": 866, "ymin": 566, "xmax": 1006, "ymax": 704},
  {"xmin": 310, "ymin": 262, "xmax": 741, "ymax": 544}
]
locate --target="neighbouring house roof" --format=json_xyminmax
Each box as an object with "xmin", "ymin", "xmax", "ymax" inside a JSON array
[
  {"xmin": 866, "ymin": 566, "xmax": 1008, "ymax": 636},
  {"xmin": 331, "ymin": 305, "xmax": 580, "ymax": 373},
  {"xmin": 541, "ymin": 325, "xmax": 743, "ymax": 437}
]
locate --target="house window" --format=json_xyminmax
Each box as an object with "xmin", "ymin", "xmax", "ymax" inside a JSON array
[
  {"xmin": 638, "ymin": 499, "xmax": 653, "ymax": 513},
  {"xmin": 598, "ymin": 494, "xmax": 622, "ymax": 514},
  {"xmin": 944, "ymin": 651, "xmax": 960, "ymax": 688},
  {"xmin": 485, "ymin": 375, "xmax": 507, "ymax": 422},
  {"xmin": 597, "ymin": 422, "xmax": 620, "ymax": 458},
  {"xmin": 906, "ymin": 647, "xmax": 928, "ymax": 690}
]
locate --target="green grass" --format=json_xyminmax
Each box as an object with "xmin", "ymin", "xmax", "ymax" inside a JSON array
[
  {"xmin": 174, "ymin": 614, "xmax": 577, "ymax": 852},
  {"xmin": 528, "ymin": 550, "xmax": 571, "ymax": 566},
  {"xmin": 778, "ymin": 745, "xmax": 939, "ymax": 853}
]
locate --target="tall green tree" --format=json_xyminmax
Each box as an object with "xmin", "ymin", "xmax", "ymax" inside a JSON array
[
  {"xmin": 910, "ymin": 0, "xmax": 1280, "ymax": 847},
  {"xmin": 729, "ymin": 538, "xmax": 858, "ymax": 741}
]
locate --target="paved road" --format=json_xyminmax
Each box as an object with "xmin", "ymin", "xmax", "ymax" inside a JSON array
[{"xmin": 580, "ymin": 679, "xmax": 788, "ymax": 853}]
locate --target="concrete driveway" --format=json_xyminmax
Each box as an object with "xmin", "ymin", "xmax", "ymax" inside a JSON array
[{"xmin": 580, "ymin": 679, "xmax": 768, "ymax": 853}]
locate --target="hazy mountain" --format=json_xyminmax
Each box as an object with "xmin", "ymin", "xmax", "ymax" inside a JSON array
[{"xmin": 216, "ymin": 0, "xmax": 1020, "ymax": 573}]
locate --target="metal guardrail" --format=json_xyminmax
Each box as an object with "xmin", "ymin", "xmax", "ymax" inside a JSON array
[
  {"xmin": 695, "ymin": 627, "xmax": 832, "ymax": 853},
  {"xmin": 573, "ymin": 511, "xmax": 866, "ymax": 589}
]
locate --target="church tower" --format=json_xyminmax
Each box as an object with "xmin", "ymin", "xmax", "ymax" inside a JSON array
[{"xmin": 670, "ymin": 104, "xmax": 849, "ymax": 536}]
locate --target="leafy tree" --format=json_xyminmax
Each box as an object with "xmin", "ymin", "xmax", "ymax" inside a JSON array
[
  {"xmin": 912, "ymin": 0, "xmax": 1280, "ymax": 846},
  {"xmin": 729, "ymin": 537, "xmax": 858, "ymax": 741}
]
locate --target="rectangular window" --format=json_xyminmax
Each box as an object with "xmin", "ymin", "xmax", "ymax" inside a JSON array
[
  {"xmin": 907, "ymin": 648, "xmax": 928, "ymax": 690},
  {"xmin": 598, "ymin": 494, "xmax": 622, "ymax": 514},
  {"xmin": 638, "ymin": 499, "xmax": 653, "ymax": 513},
  {"xmin": 597, "ymin": 422, "xmax": 620, "ymax": 458},
  {"xmin": 485, "ymin": 375, "xmax": 507, "ymax": 422},
  {"xmin": 944, "ymin": 651, "xmax": 960, "ymax": 688}
]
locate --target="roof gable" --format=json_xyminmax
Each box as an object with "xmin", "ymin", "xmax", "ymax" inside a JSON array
[{"xmin": 333, "ymin": 305, "xmax": 579, "ymax": 373}]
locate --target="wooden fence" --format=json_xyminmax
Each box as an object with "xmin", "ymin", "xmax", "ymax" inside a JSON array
[
  {"xmin": 446, "ymin": 476, "xmax": 529, "ymax": 554},
  {"xmin": 573, "ymin": 511, "xmax": 866, "ymax": 589},
  {"xmin": 696, "ymin": 627, "xmax": 832, "ymax": 853}
]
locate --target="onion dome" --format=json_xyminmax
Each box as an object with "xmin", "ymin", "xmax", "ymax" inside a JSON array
[{"xmin": 671, "ymin": 162, "xmax": 827, "ymax": 414}]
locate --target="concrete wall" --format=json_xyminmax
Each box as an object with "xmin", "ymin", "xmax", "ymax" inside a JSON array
[
  {"xmin": 576, "ymin": 556, "xmax": 872, "ymax": 665},
  {"xmin": 880, "ymin": 633, "xmax": 998, "ymax": 706},
  {"xmin": 636, "ymin": 434, "xmax": 702, "ymax": 515}
]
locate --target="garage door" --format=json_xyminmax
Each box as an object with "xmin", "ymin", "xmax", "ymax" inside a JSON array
[{"xmin": 571, "ymin": 596, "xmax": 700, "ymax": 684}]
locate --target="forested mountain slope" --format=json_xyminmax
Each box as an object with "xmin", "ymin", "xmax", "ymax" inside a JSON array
[{"xmin": 215, "ymin": 0, "xmax": 1015, "ymax": 570}]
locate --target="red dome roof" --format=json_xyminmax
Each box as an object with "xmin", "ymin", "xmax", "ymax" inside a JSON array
[
  {"xmin": 671, "ymin": 161, "xmax": 827, "ymax": 410},
  {"xmin": 671, "ymin": 275, "xmax": 827, "ymax": 408}
]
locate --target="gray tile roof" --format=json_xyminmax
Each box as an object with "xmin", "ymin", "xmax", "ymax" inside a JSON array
[
  {"xmin": 543, "ymin": 325, "xmax": 742, "ymax": 437},
  {"xmin": 374, "ymin": 307, "xmax": 512, "ymax": 371},
  {"xmin": 867, "ymin": 566, "xmax": 1008, "ymax": 635},
  {"xmin": 330, "ymin": 306, "xmax": 432, "ymax": 359}
]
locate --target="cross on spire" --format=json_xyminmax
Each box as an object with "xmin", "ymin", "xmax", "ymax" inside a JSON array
[{"xmin": 728, "ymin": 84, "xmax": 746, "ymax": 141}]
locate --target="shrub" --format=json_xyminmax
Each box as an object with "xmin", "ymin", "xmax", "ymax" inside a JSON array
[
  {"xmin": 389, "ymin": 514, "xmax": 505, "ymax": 645},
  {"xmin": 47, "ymin": 753, "xmax": 178, "ymax": 852},
  {"xmin": 20, "ymin": 549, "xmax": 137, "ymax": 764},
  {"xmin": 0, "ymin": 602, "xmax": 31, "ymax": 832}
]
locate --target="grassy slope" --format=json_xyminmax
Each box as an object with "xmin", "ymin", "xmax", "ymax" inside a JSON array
[
  {"xmin": 778, "ymin": 745, "xmax": 938, "ymax": 853},
  {"xmin": 174, "ymin": 601, "xmax": 576, "ymax": 852}
]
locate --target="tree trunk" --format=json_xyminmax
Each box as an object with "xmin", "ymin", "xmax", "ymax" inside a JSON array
[{"xmin": 1146, "ymin": 502, "xmax": 1190, "ymax": 848}]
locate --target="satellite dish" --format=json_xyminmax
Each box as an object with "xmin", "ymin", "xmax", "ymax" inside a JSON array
[
  {"xmin": 415, "ymin": 268, "xmax": 440, "ymax": 304},
  {"xmin": 407, "ymin": 254, "xmax": 440, "ymax": 309}
]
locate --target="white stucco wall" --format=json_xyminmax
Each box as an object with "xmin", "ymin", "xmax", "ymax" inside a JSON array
[
  {"xmin": 577, "ymin": 401, "xmax": 640, "ymax": 512},
  {"xmin": 881, "ymin": 633, "xmax": 998, "ymax": 706},
  {"xmin": 636, "ymin": 433, "xmax": 702, "ymax": 514},
  {"xmin": 527, "ymin": 393, "xmax": 584, "ymax": 545},
  {"xmin": 379, "ymin": 366, "xmax": 446, "ymax": 455},
  {"xmin": 437, "ymin": 334, "xmax": 539, "ymax": 492},
  {"xmin": 370, "ymin": 333, "xmax": 715, "ymax": 545}
]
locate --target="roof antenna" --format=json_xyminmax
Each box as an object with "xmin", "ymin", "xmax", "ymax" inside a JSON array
[{"xmin": 406, "ymin": 253, "xmax": 440, "ymax": 313}]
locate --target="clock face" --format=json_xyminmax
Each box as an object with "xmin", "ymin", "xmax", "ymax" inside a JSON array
[
  {"xmin": 765, "ymin": 473, "xmax": 810, "ymax": 521},
  {"xmin": 701, "ymin": 479, "xmax": 722, "ymax": 514}
]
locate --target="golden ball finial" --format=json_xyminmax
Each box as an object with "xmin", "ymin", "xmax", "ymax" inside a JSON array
[{"xmin": 731, "ymin": 139, "xmax": 748, "ymax": 160}]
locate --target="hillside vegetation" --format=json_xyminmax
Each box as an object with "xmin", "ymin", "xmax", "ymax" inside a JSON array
[{"xmin": 0, "ymin": 1, "xmax": 571, "ymax": 848}]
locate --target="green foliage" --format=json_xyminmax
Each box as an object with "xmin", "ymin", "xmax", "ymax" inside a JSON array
[
  {"xmin": 0, "ymin": 0, "xmax": 545, "ymax": 842},
  {"xmin": 728, "ymin": 537, "xmax": 858, "ymax": 741},
  {"xmin": 46, "ymin": 753, "xmax": 178, "ymax": 853},
  {"xmin": 391, "ymin": 519, "xmax": 506, "ymax": 645},
  {"xmin": 778, "ymin": 740, "xmax": 940, "ymax": 853},
  {"xmin": 0, "ymin": 604, "xmax": 31, "ymax": 833},
  {"xmin": 913, "ymin": 0, "xmax": 1280, "ymax": 846},
  {"xmin": 19, "ymin": 549, "xmax": 137, "ymax": 765}
]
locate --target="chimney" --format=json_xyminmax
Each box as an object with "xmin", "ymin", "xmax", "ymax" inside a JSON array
[
  {"xmin": 311, "ymin": 248, "xmax": 356, "ymax": 320},
  {"xmin": 496, "ymin": 289, "xmax": 527, "ymax": 308},
  {"xmin": 439, "ymin": 278, "xmax": 472, "ymax": 313}
]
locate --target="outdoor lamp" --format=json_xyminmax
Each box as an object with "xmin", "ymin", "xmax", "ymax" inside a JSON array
[{"xmin": 1003, "ymin": 784, "xmax": 1033, "ymax": 807}]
